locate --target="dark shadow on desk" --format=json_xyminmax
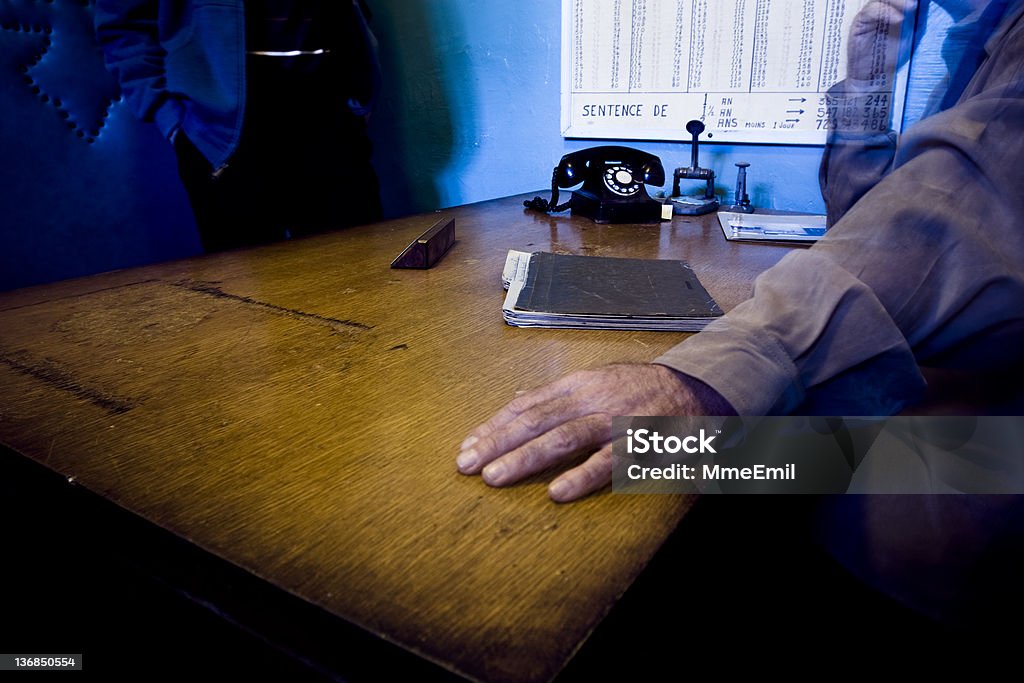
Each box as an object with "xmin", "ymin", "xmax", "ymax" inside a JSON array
[
  {"xmin": 0, "ymin": 446, "xmax": 463, "ymax": 682},
  {"xmin": 6, "ymin": 437, "xmax": 1022, "ymax": 679}
]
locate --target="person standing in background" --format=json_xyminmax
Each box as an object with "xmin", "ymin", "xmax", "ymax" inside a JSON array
[{"xmin": 95, "ymin": 1, "xmax": 383, "ymax": 252}]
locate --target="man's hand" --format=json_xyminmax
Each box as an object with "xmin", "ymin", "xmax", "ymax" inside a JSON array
[
  {"xmin": 456, "ymin": 364, "xmax": 735, "ymax": 503},
  {"xmin": 847, "ymin": 0, "xmax": 917, "ymax": 83}
]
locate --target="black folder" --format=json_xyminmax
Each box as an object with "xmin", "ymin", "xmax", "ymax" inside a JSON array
[{"xmin": 502, "ymin": 251, "xmax": 723, "ymax": 331}]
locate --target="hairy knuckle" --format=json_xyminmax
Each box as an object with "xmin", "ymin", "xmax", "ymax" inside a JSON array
[
  {"xmin": 546, "ymin": 435, "xmax": 575, "ymax": 457},
  {"xmin": 576, "ymin": 464, "xmax": 599, "ymax": 489},
  {"xmin": 580, "ymin": 415, "xmax": 613, "ymax": 442},
  {"xmin": 581, "ymin": 452, "xmax": 613, "ymax": 488},
  {"xmin": 474, "ymin": 435, "xmax": 498, "ymax": 458},
  {"xmin": 506, "ymin": 395, "xmax": 533, "ymax": 415},
  {"xmin": 518, "ymin": 410, "xmax": 550, "ymax": 435},
  {"xmin": 516, "ymin": 443, "xmax": 548, "ymax": 471},
  {"xmin": 593, "ymin": 448, "xmax": 614, "ymax": 467}
]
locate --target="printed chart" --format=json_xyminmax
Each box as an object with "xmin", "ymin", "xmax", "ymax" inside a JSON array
[{"xmin": 562, "ymin": 0, "xmax": 917, "ymax": 144}]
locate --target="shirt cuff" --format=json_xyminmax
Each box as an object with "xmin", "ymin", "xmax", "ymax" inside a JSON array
[{"xmin": 653, "ymin": 317, "xmax": 804, "ymax": 417}]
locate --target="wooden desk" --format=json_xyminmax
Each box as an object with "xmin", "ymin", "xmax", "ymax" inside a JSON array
[{"xmin": 0, "ymin": 195, "xmax": 795, "ymax": 682}]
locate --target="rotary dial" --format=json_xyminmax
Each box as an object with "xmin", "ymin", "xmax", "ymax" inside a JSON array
[{"xmin": 603, "ymin": 165, "xmax": 642, "ymax": 196}]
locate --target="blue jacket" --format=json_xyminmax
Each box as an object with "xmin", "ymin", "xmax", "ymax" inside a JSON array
[{"xmin": 95, "ymin": 0, "xmax": 380, "ymax": 171}]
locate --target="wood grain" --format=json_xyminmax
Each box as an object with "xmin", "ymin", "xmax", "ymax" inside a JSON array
[{"xmin": 0, "ymin": 195, "xmax": 796, "ymax": 682}]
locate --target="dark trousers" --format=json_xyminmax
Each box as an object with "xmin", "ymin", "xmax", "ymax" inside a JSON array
[{"xmin": 175, "ymin": 58, "xmax": 383, "ymax": 253}]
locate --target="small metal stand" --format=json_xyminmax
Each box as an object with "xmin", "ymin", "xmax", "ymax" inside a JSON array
[
  {"xmin": 669, "ymin": 120, "xmax": 719, "ymax": 216},
  {"xmin": 723, "ymin": 162, "xmax": 755, "ymax": 214}
]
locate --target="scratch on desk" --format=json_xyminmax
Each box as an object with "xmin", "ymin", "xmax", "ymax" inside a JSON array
[
  {"xmin": 173, "ymin": 280, "xmax": 373, "ymax": 333},
  {"xmin": 0, "ymin": 352, "xmax": 138, "ymax": 415}
]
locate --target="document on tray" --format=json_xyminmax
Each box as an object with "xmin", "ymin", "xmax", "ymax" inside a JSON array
[{"xmin": 718, "ymin": 212, "xmax": 827, "ymax": 243}]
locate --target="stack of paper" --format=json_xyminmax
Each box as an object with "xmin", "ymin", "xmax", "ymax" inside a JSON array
[
  {"xmin": 501, "ymin": 250, "xmax": 723, "ymax": 332},
  {"xmin": 717, "ymin": 211, "xmax": 827, "ymax": 243}
]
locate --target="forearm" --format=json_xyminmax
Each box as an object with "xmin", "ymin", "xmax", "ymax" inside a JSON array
[
  {"xmin": 655, "ymin": 249, "xmax": 925, "ymax": 416},
  {"xmin": 661, "ymin": 72, "xmax": 1024, "ymax": 416}
]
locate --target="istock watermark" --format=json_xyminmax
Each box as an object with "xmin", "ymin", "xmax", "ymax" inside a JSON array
[{"xmin": 611, "ymin": 416, "xmax": 1024, "ymax": 494}]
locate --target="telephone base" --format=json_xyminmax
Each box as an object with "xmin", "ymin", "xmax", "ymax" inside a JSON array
[{"xmin": 570, "ymin": 191, "xmax": 663, "ymax": 224}]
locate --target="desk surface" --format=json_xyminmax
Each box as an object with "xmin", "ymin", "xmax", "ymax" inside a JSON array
[{"xmin": 0, "ymin": 195, "xmax": 795, "ymax": 682}]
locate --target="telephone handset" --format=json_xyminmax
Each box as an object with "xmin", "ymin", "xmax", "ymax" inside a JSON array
[{"xmin": 525, "ymin": 146, "xmax": 665, "ymax": 224}]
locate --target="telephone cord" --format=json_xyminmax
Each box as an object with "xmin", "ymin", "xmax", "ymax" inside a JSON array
[{"xmin": 524, "ymin": 167, "xmax": 572, "ymax": 213}]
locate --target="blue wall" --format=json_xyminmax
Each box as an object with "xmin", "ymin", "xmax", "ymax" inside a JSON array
[
  {"xmin": 0, "ymin": 0, "xmax": 959, "ymax": 289},
  {"xmin": 368, "ymin": 0, "xmax": 829, "ymax": 215},
  {"xmin": 368, "ymin": 0, "xmax": 958, "ymax": 218}
]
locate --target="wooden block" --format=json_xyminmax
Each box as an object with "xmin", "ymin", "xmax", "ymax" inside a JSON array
[{"xmin": 391, "ymin": 217, "xmax": 456, "ymax": 269}]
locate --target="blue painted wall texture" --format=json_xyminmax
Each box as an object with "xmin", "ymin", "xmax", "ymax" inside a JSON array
[
  {"xmin": 368, "ymin": 0, "xmax": 961, "ymax": 218},
  {"xmin": 0, "ymin": 0, "xmax": 963, "ymax": 289}
]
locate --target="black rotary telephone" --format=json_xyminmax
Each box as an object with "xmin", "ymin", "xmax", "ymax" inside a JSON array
[{"xmin": 525, "ymin": 146, "xmax": 665, "ymax": 224}]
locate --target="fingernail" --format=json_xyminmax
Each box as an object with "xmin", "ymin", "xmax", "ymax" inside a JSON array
[
  {"xmin": 549, "ymin": 479, "xmax": 571, "ymax": 501},
  {"xmin": 457, "ymin": 449, "xmax": 478, "ymax": 472},
  {"xmin": 483, "ymin": 462, "xmax": 507, "ymax": 485},
  {"xmin": 460, "ymin": 435, "xmax": 478, "ymax": 451}
]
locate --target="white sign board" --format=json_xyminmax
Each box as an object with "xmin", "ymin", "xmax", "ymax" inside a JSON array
[{"xmin": 561, "ymin": 0, "xmax": 917, "ymax": 144}]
